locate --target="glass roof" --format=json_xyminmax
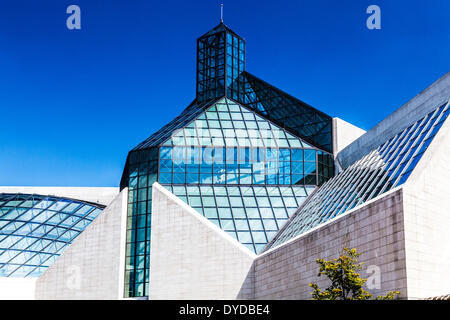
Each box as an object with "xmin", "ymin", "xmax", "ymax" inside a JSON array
[
  {"xmin": 162, "ymin": 97, "xmax": 315, "ymax": 149},
  {"xmin": 197, "ymin": 24, "xmax": 245, "ymax": 104},
  {"xmin": 164, "ymin": 184, "xmax": 314, "ymax": 253},
  {"xmin": 0, "ymin": 193, "xmax": 104, "ymax": 277},
  {"xmin": 198, "ymin": 22, "xmax": 243, "ymax": 39},
  {"xmin": 267, "ymin": 101, "xmax": 450, "ymax": 250},
  {"xmin": 132, "ymin": 98, "xmax": 218, "ymax": 151},
  {"xmin": 238, "ymin": 72, "xmax": 333, "ymax": 153},
  {"xmin": 131, "ymin": 97, "xmax": 319, "ymax": 151}
]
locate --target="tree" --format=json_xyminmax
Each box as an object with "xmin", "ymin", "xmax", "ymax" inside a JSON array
[{"xmin": 309, "ymin": 248, "xmax": 400, "ymax": 300}]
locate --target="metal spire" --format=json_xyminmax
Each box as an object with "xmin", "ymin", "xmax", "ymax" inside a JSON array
[{"xmin": 220, "ymin": 3, "xmax": 223, "ymax": 23}]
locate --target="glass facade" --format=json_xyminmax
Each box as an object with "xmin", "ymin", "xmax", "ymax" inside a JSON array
[
  {"xmin": 121, "ymin": 23, "xmax": 334, "ymax": 298},
  {"xmin": 123, "ymin": 147, "xmax": 158, "ymax": 297},
  {"xmin": 122, "ymin": 97, "xmax": 333, "ymax": 297},
  {"xmin": 195, "ymin": 23, "xmax": 332, "ymax": 153},
  {"xmin": 157, "ymin": 98, "xmax": 333, "ymax": 186},
  {"xmin": 126, "ymin": 99, "xmax": 214, "ymax": 153},
  {"xmin": 164, "ymin": 185, "xmax": 314, "ymax": 253},
  {"xmin": 197, "ymin": 23, "xmax": 245, "ymax": 103},
  {"xmin": 268, "ymin": 101, "xmax": 450, "ymax": 250},
  {"xmin": 0, "ymin": 193, "xmax": 104, "ymax": 277},
  {"xmin": 158, "ymin": 146, "xmax": 321, "ymax": 186},
  {"xmin": 237, "ymin": 72, "xmax": 333, "ymax": 153}
]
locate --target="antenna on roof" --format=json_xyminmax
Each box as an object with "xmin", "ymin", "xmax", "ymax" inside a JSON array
[{"xmin": 220, "ymin": 3, "xmax": 224, "ymax": 23}]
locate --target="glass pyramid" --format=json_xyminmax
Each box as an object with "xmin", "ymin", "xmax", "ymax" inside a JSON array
[{"xmin": 120, "ymin": 21, "xmax": 335, "ymax": 298}]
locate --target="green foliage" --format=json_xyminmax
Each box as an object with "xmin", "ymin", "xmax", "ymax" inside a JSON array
[
  {"xmin": 374, "ymin": 291, "xmax": 401, "ymax": 300},
  {"xmin": 309, "ymin": 248, "xmax": 400, "ymax": 300}
]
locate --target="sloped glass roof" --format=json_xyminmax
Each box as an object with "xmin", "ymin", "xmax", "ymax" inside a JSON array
[
  {"xmin": 237, "ymin": 72, "xmax": 333, "ymax": 153},
  {"xmin": 132, "ymin": 98, "xmax": 218, "ymax": 151},
  {"xmin": 0, "ymin": 193, "xmax": 104, "ymax": 277},
  {"xmin": 162, "ymin": 97, "xmax": 315, "ymax": 149},
  {"xmin": 267, "ymin": 101, "xmax": 450, "ymax": 250},
  {"xmin": 154, "ymin": 97, "xmax": 332, "ymax": 254},
  {"xmin": 164, "ymin": 185, "xmax": 314, "ymax": 253},
  {"xmin": 132, "ymin": 97, "xmax": 318, "ymax": 151},
  {"xmin": 199, "ymin": 22, "xmax": 242, "ymax": 39}
]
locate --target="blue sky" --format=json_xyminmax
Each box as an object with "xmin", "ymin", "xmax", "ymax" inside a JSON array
[{"xmin": 0, "ymin": 0, "xmax": 449, "ymax": 187}]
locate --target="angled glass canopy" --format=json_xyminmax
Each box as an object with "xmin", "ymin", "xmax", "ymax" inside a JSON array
[
  {"xmin": 164, "ymin": 184, "xmax": 314, "ymax": 253},
  {"xmin": 131, "ymin": 99, "xmax": 216, "ymax": 151},
  {"xmin": 267, "ymin": 101, "xmax": 450, "ymax": 250},
  {"xmin": 163, "ymin": 97, "xmax": 314, "ymax": 148},
  {"xmin": 237, "ymin": 72, "xmax": 333, "ymax": 153},
  {"xmin": 156, "ymin": 98, "xmax": 333, "ymax": 186},
  {"xmin": 0, "ymin": 193, "xmax": 104, "ymax": 277}
]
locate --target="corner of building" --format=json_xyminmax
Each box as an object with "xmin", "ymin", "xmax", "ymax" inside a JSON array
[
  {"xmin": 402, "ymin": 102, "xmax": 450, "ymax": 299},
  {"xmin": 148, "ymin": 182, "xmax": 256, "ymax": 300},
  {"xmin": 337, "ymin": 72, "xmax": 450, "ymax": 170},
  {"xmin": 332, "ymin": 117, "xmax": 366, "ymax": 172}
]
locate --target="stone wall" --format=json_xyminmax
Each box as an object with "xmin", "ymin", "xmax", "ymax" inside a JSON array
[
  {"xmin": 239, "ymin": 189, "xmax": 407, "ymax": 299},
  {"xmin": 149, "ymin": 183, "xmax": 256, "ymax": 300},
  {"xmin": 402, "ymin": 108, "xmax": 450, "ymax": 299},
  {"xmin": 35, "ymin": 188, "xmax": 128, "ymax": 299},
  {"xmin": 332, "ymin": 117, "xmax": 365, "ymax": 159}
]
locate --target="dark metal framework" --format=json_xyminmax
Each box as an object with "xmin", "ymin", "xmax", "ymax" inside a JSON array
[
  {"xmin": 197, "ymin": 23, "xmax": 245, "ymax": 103},
  {"xmin": 123, "ymin": 147, "xmax": 158, "ymax": 297},
  {"xmin": 237, "ymin": 72, "xmax": 333, "ymax": 153},
  {"xmin": 121, "ymin": 97, "xmax": 333, "ymax": 297}
]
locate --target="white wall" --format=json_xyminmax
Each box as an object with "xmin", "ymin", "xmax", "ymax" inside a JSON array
[
  {"xmin": 149, "ymin": 183, "xmax": 256, "ymax": 300},
  {"xmin": 402, "ymin": 108, "xmax": 450, "ymax": 299},
  {"xmin": 0, "ymin": 186, "xmax": 118, "ymax": 206},
  {"xmin": 332, "ymin": 117, "xmax": 365, "ymax": 161},
  {"xmin": 0, "ymin": 278, "xmax": 37, "ymax": 300},
  {"xmin": 35, "ymin": 188, "xmax": 128, "ymax": 299}
]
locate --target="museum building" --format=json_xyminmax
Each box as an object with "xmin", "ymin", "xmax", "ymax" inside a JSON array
[{"xmin": 0, "ymin": 22, "xmax": 449, "ymax": 300}]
